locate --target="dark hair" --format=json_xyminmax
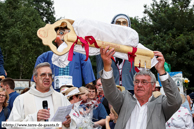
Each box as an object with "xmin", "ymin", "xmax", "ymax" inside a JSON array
[
  {"xmin": 33, "ymin": 62, "xmax": 51, "ymax": 77},
  {"xmin": 69, "ymin": 95, "xmax": 79, "ymax": 101},
  {"xmin": 85, "ymin": 84, "xmax": 97, "ymax": 93},
  {"xmin": 1, "ymin": 78, "xmax": 15, "ymax": 89},
  {"xmin": 21, "ymin": 88, "xmax": 30, "ymax": 94},
  {"xmin": 55, "ymin": 26, "xmax": 68, "ymax": 32},
  {"xmin": 95, "ymin": 78, "xmax": 101, "ymax": 85}
]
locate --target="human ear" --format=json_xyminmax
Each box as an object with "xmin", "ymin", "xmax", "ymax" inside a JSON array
[
  {"xmin": 152, "ymin": 83, "xmax": 156, "ymax": 91},
  {"xmin": 33, "ymin": 76, "xmax": 37, "ymax": 82}
]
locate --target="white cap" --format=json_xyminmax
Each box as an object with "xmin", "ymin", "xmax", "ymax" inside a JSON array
[{"xmin": 156, "ymin": 81, "xmax": 161, "ymax": 87}]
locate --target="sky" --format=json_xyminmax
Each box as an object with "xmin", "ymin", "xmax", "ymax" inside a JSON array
[{"xmin": 53, "ymin": 0, "xmax": 158, "ymax": 23}]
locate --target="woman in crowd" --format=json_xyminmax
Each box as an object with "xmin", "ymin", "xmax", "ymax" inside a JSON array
[
  {"xmin": 105, "ymin": 107, "xmax": 118, "ymax": 129},
  {"xmin": 64, "ymin": 87, "xmax": 84, "ymax": 128},
  {"xmin": 85, "ymin": 84, "xmax": 108, "ymax": 122},
  {"xmin": 0, "ymin": 88, "xmax": 10, "ymax": 129},
  {"xmin": 79, "ymin": 86, "xmax": 89, "ymax": 103},
  {"xmin": 166, "ymin": 94, "xmax": 193, "ymax": 129},
  {"xmin": 94, "ymin": 107, "xmax": 118, "ymax": 129}
]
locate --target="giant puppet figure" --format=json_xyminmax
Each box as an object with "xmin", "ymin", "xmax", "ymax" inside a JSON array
[
  {"xmin": 0, "ymin": 48, "xmax": 6, "ymax": 79},
  {"xmin": 96, "ymin": 14, "xmax": 137, "ymax": 94},
  {"xmin": 31, "ymin": 22, "xmax": 95, "ymax": 92},
  {"xmin": 36, "ymin": 18, "xmax": 157, "ymax": 93}
]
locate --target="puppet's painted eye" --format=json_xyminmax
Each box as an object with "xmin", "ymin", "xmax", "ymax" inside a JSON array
[{"xmin": 59, "ymin": 31, "xmax": 64, "ymax": 35}]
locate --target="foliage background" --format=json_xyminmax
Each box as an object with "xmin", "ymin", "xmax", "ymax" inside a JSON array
[{"xmin": 130, "ymin": 0, "xmax": 194, "ymax": 92}]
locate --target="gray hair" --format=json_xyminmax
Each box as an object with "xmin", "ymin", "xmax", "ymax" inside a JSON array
[
  {"xmin": 133, "ymin": 70, "xmax": 156, "ymax": 86},
  {"xmin": 33, "ymin": 62, "xmax": 51, "ymax": 77}
]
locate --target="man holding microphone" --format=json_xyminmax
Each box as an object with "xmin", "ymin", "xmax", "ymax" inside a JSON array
[{"xmin": 8, "ymin": 62, "xmax": 73, "ymax": 129}]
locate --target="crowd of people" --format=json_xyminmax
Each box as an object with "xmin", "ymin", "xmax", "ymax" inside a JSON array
[{"xmin": 0, "ymin": 13, "xmax": 193, "ymax": 129}]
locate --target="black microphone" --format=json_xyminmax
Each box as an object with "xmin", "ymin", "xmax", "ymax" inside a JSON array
[{"xmin": 42, "ymin": 100, "xmax": 48, "ymax": 121}]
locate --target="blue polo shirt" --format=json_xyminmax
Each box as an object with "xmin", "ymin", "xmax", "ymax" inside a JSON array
[
  {"xmin": 92, "ymin": 103, "xmax": 108, "ymax": 122},
  {"xmin": 8, "ymin": 91, "xmax": 19, "ymax": 111},
  {"xmin": 0, "ymin": 107, "xmax": 10, "ymax": 129},
  {"xmin": 109, "ymin": 122, "xmax": 116, "ymax": 129}
]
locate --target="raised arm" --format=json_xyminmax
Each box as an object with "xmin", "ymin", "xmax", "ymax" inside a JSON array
[
  {"xmin": 154, "ymin": 51, "xmax": 182, "ymax": 120},
  {"xmin": 99, "ymin": 46, "xmax": 124, "ymax": 115}
]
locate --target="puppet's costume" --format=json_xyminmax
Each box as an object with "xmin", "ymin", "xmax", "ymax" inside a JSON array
[
  {"xmin": 96, "ymin": 14, "xmax": 138, "ymax": 92},
  {"xmin": 31, "ymin": 51, "xmax": 95, "ymax": 92}
]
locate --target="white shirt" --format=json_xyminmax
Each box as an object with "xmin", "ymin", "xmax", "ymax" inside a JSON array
[{"xmin": 125, "ymin": 95, "xmax": 153, "ymax": 129}]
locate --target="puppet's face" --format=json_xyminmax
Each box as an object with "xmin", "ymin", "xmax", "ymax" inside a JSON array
[
  {"xmin": 56, "ymin": 28, "xmax": 70, "ymax": 40},
  {"xmin": 115, "ymin": 18, "xmax": 128, "ymax": 27},
  {"xmin": 54, "ymin": 21, "xmax": 70, "ymax": 46}
]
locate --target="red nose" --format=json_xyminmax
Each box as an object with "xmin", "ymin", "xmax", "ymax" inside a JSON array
[{"xmin": 55, "ymin": 36, "xmax": 63, "ymax": 44}]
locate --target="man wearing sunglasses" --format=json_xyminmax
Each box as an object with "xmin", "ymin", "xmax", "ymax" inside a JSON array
[
  {"xmin": 8, "ymin": 62, "xmax": 74, "ymax": 128},
  {"xmin": 99, "ymin": 46, "xmax": 182, "ymax": 129}
]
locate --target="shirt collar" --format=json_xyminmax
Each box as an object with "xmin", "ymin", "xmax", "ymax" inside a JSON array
[{"xmin": 133, "ymin": 94, "xmax": 153, "ymax": 106}]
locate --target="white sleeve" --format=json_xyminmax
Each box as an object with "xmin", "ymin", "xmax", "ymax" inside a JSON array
[
  {"xmin": 8, "ymin": 95, "xmax": 38, "ymax": 122},
  {"xmin": 159, "ymin": 73, "xmax": 169, "ymax": 81},
  {"xmin": 101, "ymin": 69, "xmax": 113, "ymax": 79}
]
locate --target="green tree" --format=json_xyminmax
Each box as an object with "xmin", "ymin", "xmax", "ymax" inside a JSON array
[
  {"xmin": 28, "ymin": 0, "xmax": 56, "ymax": 23},
  {"xmin": 89, "ymin": 56, "xmax": 97, "ymax": 79},
  {"xmin": 0, "ymin": 0, "xmax": 50, "ymax": 79},
  {"xmin": 131, "ymin": 0, "xmax": 194, "ymax": 90}
]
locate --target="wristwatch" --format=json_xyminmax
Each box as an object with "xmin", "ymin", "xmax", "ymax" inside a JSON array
[{"xmin": 160, "ymin": 72, "xmax": 167, "ymax": 76}]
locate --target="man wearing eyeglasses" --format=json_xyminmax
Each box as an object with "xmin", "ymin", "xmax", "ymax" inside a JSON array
[
  {"xmin": 7, "ymin": 62, "xmax": 74, "ymax": 128},
  {"xmin": 99, "ymin": 46, "xmax": 182, "ymax": 129}
]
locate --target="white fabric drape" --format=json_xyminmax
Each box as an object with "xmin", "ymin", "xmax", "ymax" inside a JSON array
[{"xmin": 52, "ymin": 18, "xmax": 158, "ymax": 68}]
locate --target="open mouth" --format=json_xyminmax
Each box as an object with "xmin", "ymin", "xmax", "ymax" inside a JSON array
[{"xmin": 43, "ymin": 79, "xmax": 50, "ymax": 86}]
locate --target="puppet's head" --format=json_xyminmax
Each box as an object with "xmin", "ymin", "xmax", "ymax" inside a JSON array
[
  {"xmin": 111, "ymin": 14, "xmax": 131, "ymax": 27},
  {"xmin": 54, "ymin": 22, "xmax": 70, "ymax": 47}
]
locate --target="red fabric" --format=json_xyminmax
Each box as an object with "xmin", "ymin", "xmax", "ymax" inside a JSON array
[
  {"xmin": 97, "ymin": 94, "xmax": 104, "ymax": 100},
  {"xmin": 68, "ymin": 36, "xmax": 99, "ymax": 61},
  {"xmin": 128, "ymin": 47, "xmax": 137, "ymax": 72},
  {"xmin": 111, "ymin": 57, "xmax": 115, "ymax": 62},
  {"xmin": 68, "ymin": 36, "xmax": 78, "ymax": 61},
  {"xmin": 79, "ymin": 37, "xmax": 89, "ymax": 61},
  {"xmin": 135, "ymin": 67, "xmax": 140, "ymax": 72},
  {"xmin": 85, "ymin": 36, "xmax": 100, "ymax": 48},
  {"xmin": 68, "ymin": 36, "xmax": 89, "ymax": 61}
]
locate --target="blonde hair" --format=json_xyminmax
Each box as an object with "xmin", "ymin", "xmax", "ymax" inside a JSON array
[
  {"xmin": 153, "ymin": 91, "xmax": 162, "ymax": 98},
  {"xmin": 110, "ymin": 107, "xmax": 118, "ymax": 118},
  {"xmin": 79, "ymin": 87, "xmax": 89, "ymax": 94},
  {"xmin": 180, "ymin": 94, "xmax": 186, "ymax": 104},
  {"xmin": 0, "ymin": 88, "xmax": 9, "ymax": 107}
]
